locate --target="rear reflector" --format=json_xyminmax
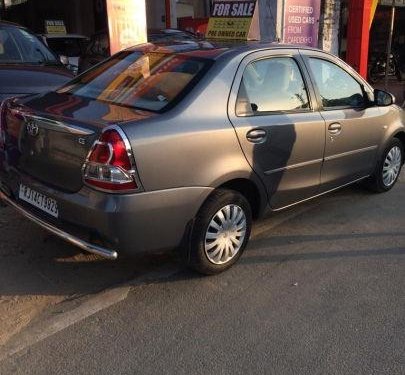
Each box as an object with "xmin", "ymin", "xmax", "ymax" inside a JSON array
[{"xmin": 83, "ymin": 127, "xmax": 139, "ymax": 193}]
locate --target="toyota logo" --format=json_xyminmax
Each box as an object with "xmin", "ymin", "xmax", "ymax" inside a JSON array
[{"xmin": 26, "ymin": 120, "xmax": 39, "ymax": 137}]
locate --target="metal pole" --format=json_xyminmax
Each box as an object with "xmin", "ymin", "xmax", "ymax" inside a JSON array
[
  {"xmin": 0, "ymin": 0, "xmax": 5, "ymax": 20},
  {"xmin": 384, "ymin": 0, "xmax": 396, "ymax": 90}
]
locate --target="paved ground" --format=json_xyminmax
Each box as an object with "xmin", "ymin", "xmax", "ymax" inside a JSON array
[
  {"xmin": 0, "ymin": 172, "xmax": 404, "ymax": 374},
  {"xmin": 0, "ymin": 210, "xmax": 172, "ymax": 346}
]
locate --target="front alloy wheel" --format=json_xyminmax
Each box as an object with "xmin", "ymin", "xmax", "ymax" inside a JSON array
[
  {"xmin": 382, "ymin": 145, "xmax": 402, "ymax": 187},
  {"xmin": 364, "ymin": 138, "xmax": 403, "ymax": 193}
]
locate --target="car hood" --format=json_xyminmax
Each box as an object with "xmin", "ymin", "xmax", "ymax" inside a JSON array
[{"xmin": 0, "ymin": 64, "xmax": 73, "ymax": 99}]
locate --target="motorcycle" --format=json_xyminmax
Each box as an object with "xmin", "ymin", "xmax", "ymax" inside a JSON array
[{"xmin": 368, "ymin": 50, "xmax": 402, "ymax": 83}]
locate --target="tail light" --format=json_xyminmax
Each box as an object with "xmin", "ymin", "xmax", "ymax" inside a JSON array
[{"xmin": 83, "ymin": 126, "xmax": 141, "ymax": 193}]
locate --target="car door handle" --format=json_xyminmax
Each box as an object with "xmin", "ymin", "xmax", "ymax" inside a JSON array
[
  {"xmin": 246, "ymin": 129, "xmax": 267, "ymax": 144},
  {"xmin": 328, "ymin": 123, "xmax": 342, "ymax": 135}
]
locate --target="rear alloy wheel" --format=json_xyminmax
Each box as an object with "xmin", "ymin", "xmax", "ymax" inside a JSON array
[
  {"xmin": 365, "ymin": 138, "xmax": 403, "ymax": 193},
  {"xmin": 188, "ymin": 189, "xmax": 252, "ymax": 275}
]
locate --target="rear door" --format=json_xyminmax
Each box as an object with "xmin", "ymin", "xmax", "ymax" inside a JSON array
[
  {"xmin": 228, "ymin": 49, "xmax": 325, "ymax": 209},
  {"xmin": 300, "ymin": 50, "xmax": 384, "ymax": 191}
]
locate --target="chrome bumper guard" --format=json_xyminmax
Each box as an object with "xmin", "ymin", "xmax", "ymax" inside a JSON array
[{"xmin": 0, "ymin": 191, "xmax": 118, "ymax": 260}]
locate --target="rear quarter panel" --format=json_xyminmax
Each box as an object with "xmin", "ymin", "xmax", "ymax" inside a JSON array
[{"xmin": 120, "ymin": 54, "xmax": 266, "ymax": 196}]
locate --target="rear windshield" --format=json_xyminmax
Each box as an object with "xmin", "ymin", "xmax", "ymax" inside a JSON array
[
  {"xmin": 0, "ymin": 25, "xmax": 58, "ymax": 64},
  {"xmin": 59, "ymin": 50, "xmax": 213, "ymax": 112}
]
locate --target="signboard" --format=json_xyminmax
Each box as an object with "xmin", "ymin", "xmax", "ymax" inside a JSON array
[
  {"xmin": 45, "ymin": 20, "xmax": 67, "ymax": 34},
  {"xmin": 206, "ymin": 0, "xmax": 257, "ymax": 40},
  {"xmin": 106, "ymin": 0, "xmax": 147, "ymax": 55},
  {"xmin": 283, "ymin": 0, "xmax": 321, "ymax": 47}
]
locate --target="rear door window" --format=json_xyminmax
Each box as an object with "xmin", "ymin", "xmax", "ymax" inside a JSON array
[{"xmin": 236, "ymin": 57, "xmax": 310, "ymax": 116}]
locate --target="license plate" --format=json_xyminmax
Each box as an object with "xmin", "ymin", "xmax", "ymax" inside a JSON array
[{"xmin": 18, "ymin": 184, "xmax": 59, "ymax": 218}]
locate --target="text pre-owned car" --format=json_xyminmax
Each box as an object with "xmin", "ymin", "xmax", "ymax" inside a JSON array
[{"xmin": 0, "ymin": 42, "xmax": 404, "ymax": 274}]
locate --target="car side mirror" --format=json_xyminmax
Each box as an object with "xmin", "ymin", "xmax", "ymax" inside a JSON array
[
  {"xmin": 59, "ymin": 55, "xmax": 69, "ymax": 66},
  {"xmin": 375, "ymin": 89, "xmax": 395, "ymax": 106}
]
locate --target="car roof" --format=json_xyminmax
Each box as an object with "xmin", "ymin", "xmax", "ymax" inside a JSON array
[
  {"xmin": 42, "ymin": 34, "xmax": 88, "ymax": 39},
  {"xmin": 0, "ymin": 20, "xmax": 26, "ymax": 29},
  {"xmin": 127, "ymin": 40, "xmax": 327, "ymax": 61}
]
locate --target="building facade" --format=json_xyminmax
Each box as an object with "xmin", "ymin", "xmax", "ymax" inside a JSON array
[{"xmin": 0, "ymin": 0, "xmax": 404, "ymax": 80}]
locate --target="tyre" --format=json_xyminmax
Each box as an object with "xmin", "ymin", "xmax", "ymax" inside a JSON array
[
  {"xmin": 187, "ymin": 189, "xmax": 252, "ymax": 275},
  {"xmin": 364, "ymin": 138, "xmax": 404, "ymax": 193}
]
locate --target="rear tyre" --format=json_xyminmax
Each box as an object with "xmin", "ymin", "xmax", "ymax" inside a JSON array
[
  {"xmin": 187, "ymin": 189, "xmax": 252, "ymax": 275},
  {"xmin": 364, "ymin": 138, "xmax": 403, "ymax": 193}
]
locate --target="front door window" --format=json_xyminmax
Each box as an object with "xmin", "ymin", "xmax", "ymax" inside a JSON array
[{"xmin": 308, "ymin": 58, "xmax": 365, "ymax": 109}]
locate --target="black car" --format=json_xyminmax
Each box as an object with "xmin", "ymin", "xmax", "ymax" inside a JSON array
[
  {"xmin": 78, "ymin": 29, "xmax": 200, "ymax": 73},
  {"xmin": 0, "ymin": 21, "xmax": 73, "ymax": 103}
]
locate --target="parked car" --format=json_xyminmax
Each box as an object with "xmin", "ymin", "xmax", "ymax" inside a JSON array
[
  {"xmin": 0, "ymin": 21, "xmax": 73, "ymax": 104},
  {"xmin": 41, "ymin": 33, "xmax": 89, "ymax": 74},
  {"xmin": 78, "ymin": 29, "xmax": 200, "ymax": 73},
  {"xmin": 0, "ymin": 42, "xmax": 404, "ymax": 274}
]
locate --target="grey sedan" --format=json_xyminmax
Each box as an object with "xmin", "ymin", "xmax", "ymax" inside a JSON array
[{"xmin": 0, "ymin": 42, "xmax": 404, "ymax": 274}]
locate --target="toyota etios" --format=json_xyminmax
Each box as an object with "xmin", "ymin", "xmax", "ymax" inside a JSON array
[{"xmin": 0, "ymin": 42, "xmax": 404, "ymax": 274}]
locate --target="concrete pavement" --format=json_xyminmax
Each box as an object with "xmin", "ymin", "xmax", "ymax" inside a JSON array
[{"xmin": 0, "ymin": 172, "xmax": 404, "ymax": 374}]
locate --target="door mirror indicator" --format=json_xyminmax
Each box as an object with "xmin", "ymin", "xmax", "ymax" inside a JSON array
[{"xmin": 375, "ymin": 89, "xmax": 395, "ymax": 107}]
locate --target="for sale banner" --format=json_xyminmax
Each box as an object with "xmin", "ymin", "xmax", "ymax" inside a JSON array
[
  {"xmin": 106, "ymin": 0, "xmax": 147, "ymax": 55},
  {"xmin": 45, "ymin": 20, "xmax": 67, "ymax": 34},
  {"xmin": 283, "ymin": 0, "xmax": 321, "ymax": 47},
  {"xmin": 206, "ymin": 0, "xmax": 257, "ymax": 40}
]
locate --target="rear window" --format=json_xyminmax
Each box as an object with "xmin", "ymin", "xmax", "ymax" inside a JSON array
[
  {"xmin": 59, "ymin": 50, "xmax": 212, "ymax": 112},
  {"xmin": 0, "ymin": 25, "xmax": 58, "ymax": 64}
]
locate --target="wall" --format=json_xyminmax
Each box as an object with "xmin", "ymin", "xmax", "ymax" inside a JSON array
[
  {"xmin": 2, "ymin": 0, "xmax": 95, "ymax": 35},
  {"xmin": 145, "ymin": 0, "xmax": 166, "ymax": 29},
  {"xmin": 319, "ymin": 0, "xmax": 341, "ymax": 54}
]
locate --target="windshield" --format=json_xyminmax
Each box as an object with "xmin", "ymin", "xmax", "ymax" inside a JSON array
[
  {"xmin": 0, "ymin": 25, "xmax": 58, "ymax": 64},
  {"xmin": 58, "ymin": 50, "xmax": 213, "ymax": 112}
]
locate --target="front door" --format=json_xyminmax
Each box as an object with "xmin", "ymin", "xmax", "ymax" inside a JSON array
[
  {"xmin": 301, "ymin": 51, "xmax": 385, "ymax": 191},
  {"xmin": 228, "ymin": 50, "xmax": 325, "ymax": 209}
]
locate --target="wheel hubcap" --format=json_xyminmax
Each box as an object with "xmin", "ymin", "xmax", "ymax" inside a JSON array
[
  {"xmin": 204, "ymin": 204, "xmax": 247, "ymax": 265},
  {"xmin": 382, "ymin": 146, "xmax": 402, "ymax": 187}
]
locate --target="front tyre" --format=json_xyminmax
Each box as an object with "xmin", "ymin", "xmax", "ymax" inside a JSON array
[
  {"xmin": 188, "ymin": 189, "xmax": 252, "ymax": 275},
  {"xmin": 364, "ymin": 138, "xmax": 403, "ymax": 193}
]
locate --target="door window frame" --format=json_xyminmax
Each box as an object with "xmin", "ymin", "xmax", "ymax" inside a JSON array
[
  {"xmin": 229, "ymin": 49, "xmax": 319, "ymax": 118},
  {"xmin": 299, "ymin": 50, "xmax": 375, "ymax": 112}
]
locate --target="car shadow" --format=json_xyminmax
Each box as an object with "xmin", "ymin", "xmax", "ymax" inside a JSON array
[
  {"xmin": 1, "ymin": 177, "xmax": 403, "ymax": 299},
  {"xmin": 240, "ymin": 246, "xmax": 405, "ymax": 265},
  {"xmin": 0, "ymin": 210, "xmax": 179, "ymax": 298}
]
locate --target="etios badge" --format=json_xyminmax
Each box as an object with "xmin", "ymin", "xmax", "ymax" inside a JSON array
[{"xmin": 26, "ymin": 120, "xmax": 39, "ymax": 137}]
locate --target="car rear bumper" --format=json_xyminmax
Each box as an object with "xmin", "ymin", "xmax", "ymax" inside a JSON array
[
  {"xmin": 0, "ymin": 190, "xmax": 118, "ymax": 259},
  {"xmin": 0, "ymin": 172, "xmax": 213, "ymax": 258}
]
